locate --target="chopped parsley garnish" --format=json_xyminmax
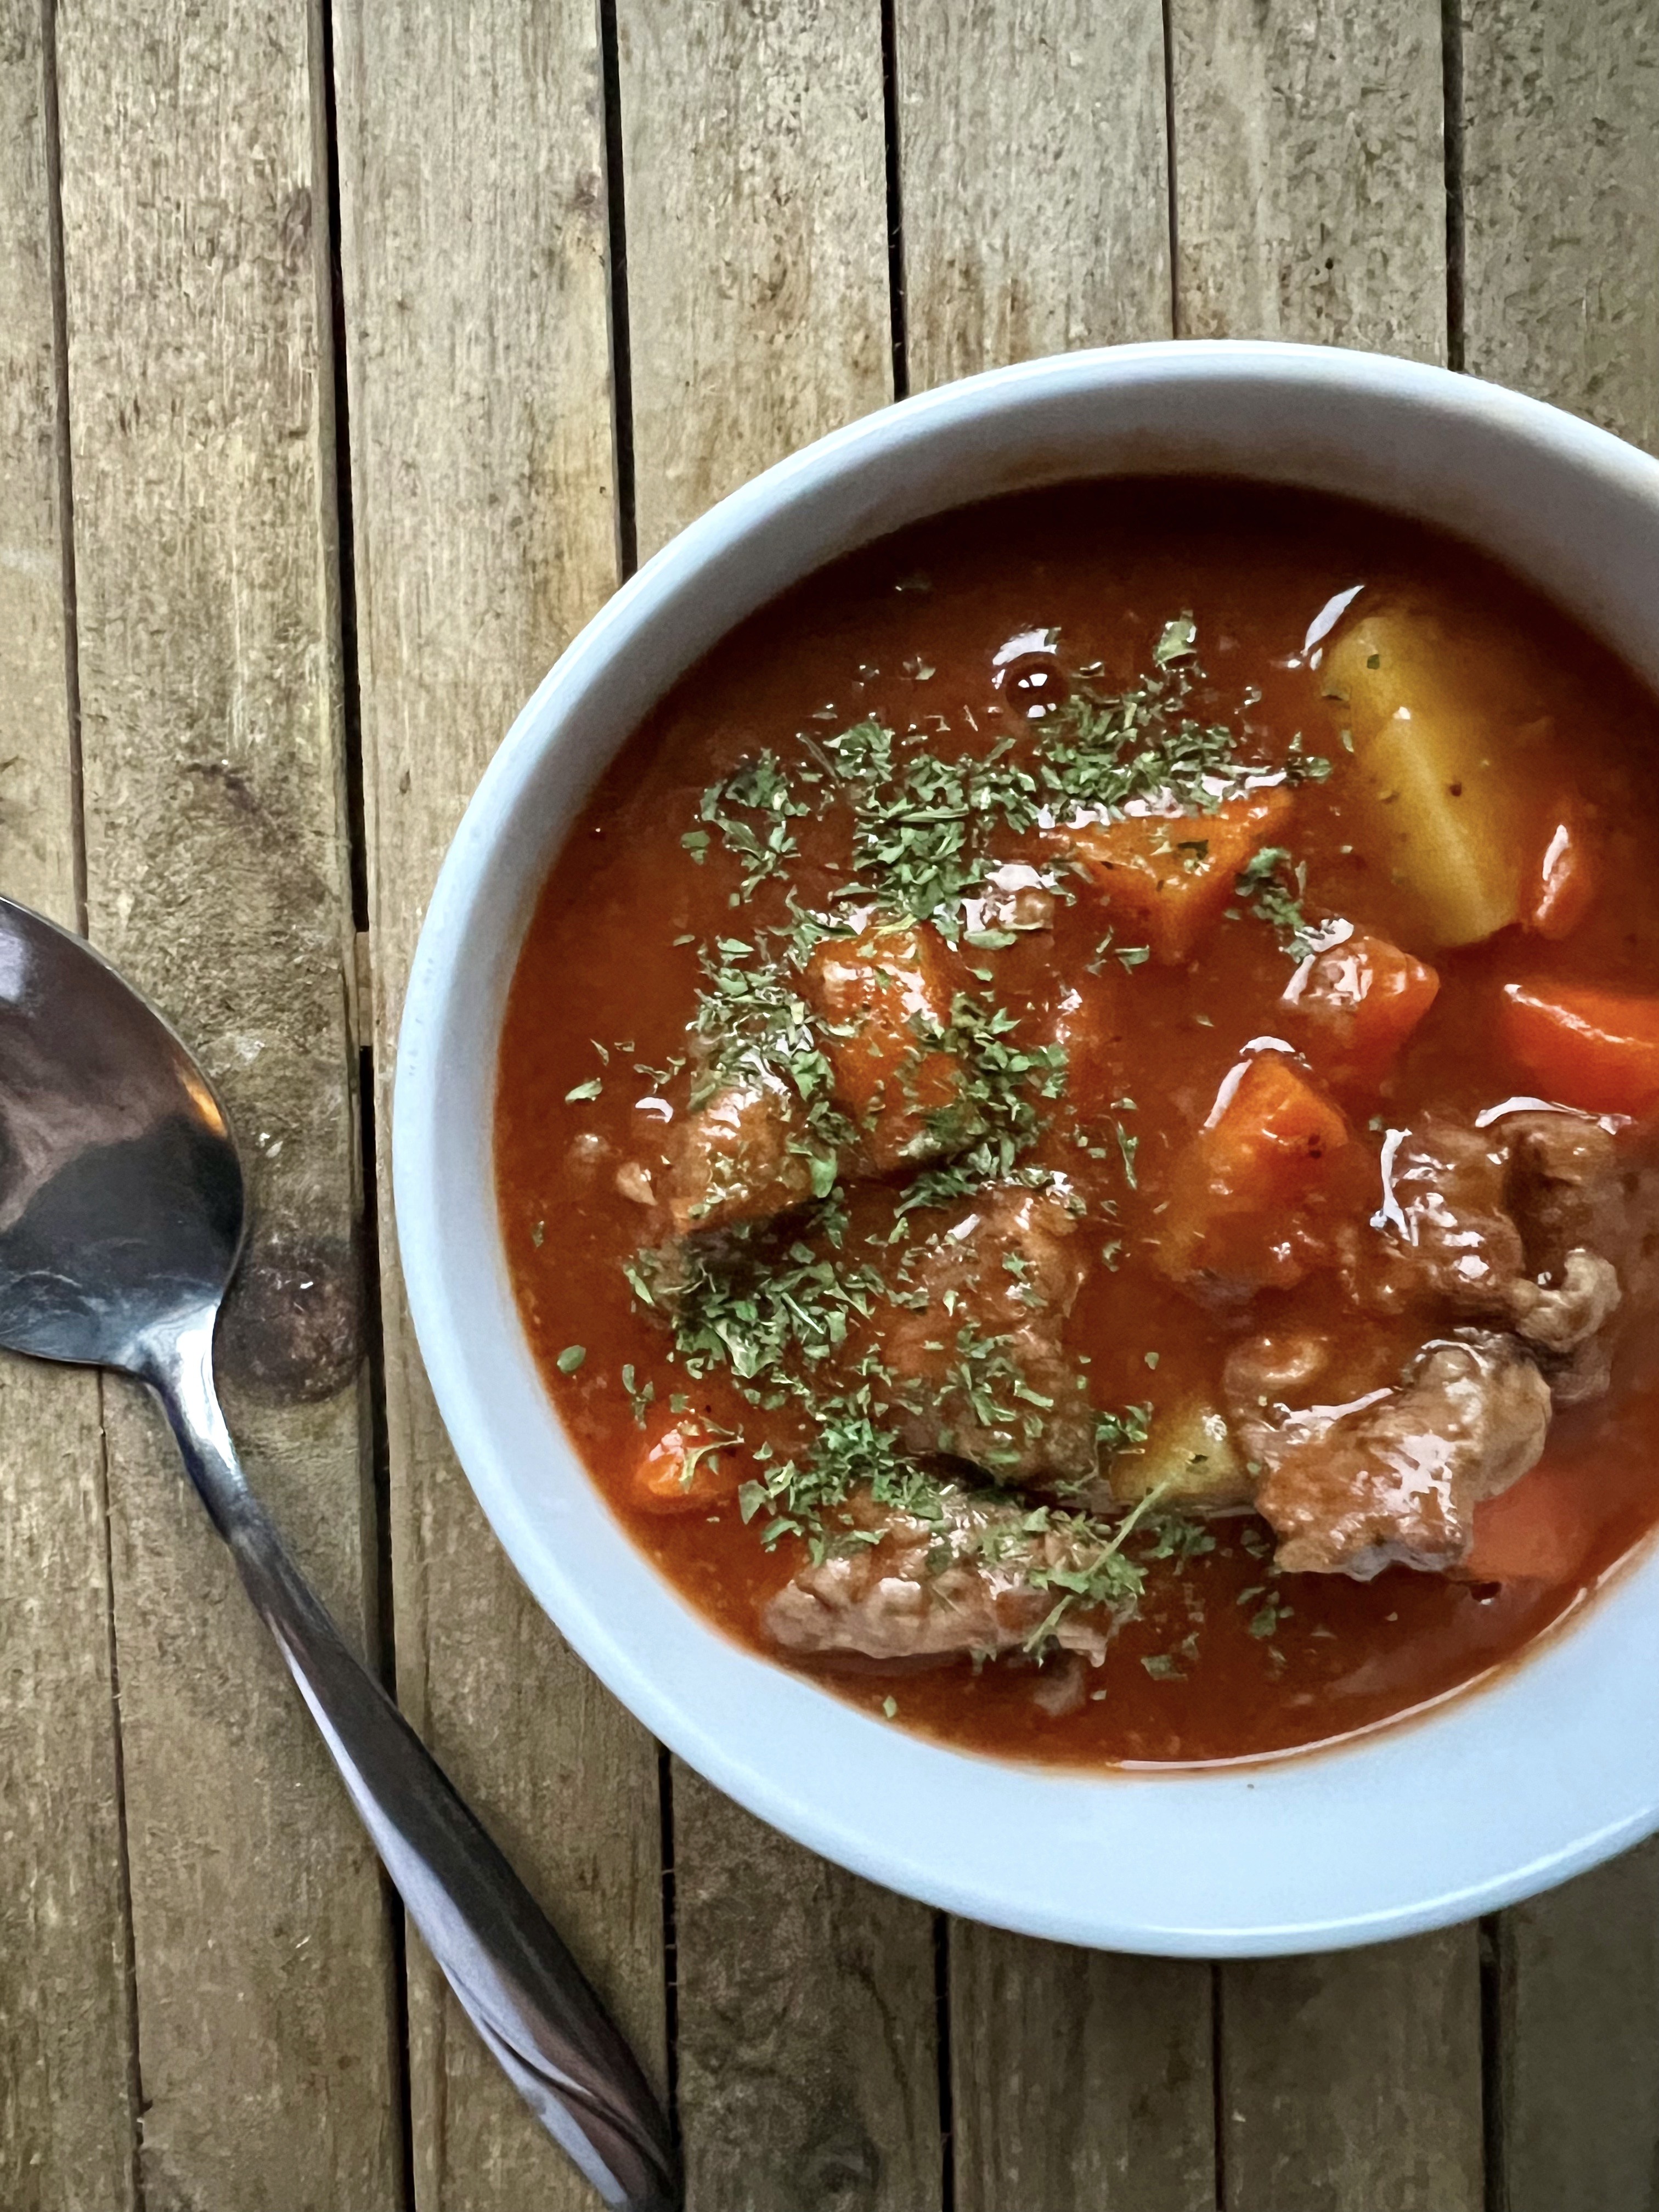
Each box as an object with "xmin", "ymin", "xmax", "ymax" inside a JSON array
[
  {"xmin": 1234, "ymin": 845, "xmax": 1325, "ymax": 961},
  {"xmin": 692, "ymin": 751, "xmax": 817, "ymax": 896}
]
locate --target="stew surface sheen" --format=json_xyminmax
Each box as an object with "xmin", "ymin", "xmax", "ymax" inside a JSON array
[{"xmin": 496, "ymin": 480, "xmax": 1659, "ymax": 1767}]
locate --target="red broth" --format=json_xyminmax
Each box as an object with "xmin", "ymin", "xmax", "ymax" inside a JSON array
[{"xmin": 495, "ymin": 479, "xmax": 1659, "ymax": 1766}]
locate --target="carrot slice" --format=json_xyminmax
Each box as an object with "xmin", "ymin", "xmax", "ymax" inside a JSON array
[
  {"xmin": 1289, "ymin": 931, "xmax": 1440, "ymax": 1091},
  {"xmin": 1064, "ymin": 787, "xmax": 1295, "ymax": 964},
  {"xmin": 1523, "ymin": 804, "xmax": 1600, "ymax": 941},
  {"xmin": 1160, "ymin": 1054, "xmax": 1349, "ymax": 1286},
  {"xmin": 1499, "ymin": 978, "xmax": 1659, "ymax": 1120},
  {"xmin": 631, "ymin": 1415, "xmax": 744, "ymax": 1516}
]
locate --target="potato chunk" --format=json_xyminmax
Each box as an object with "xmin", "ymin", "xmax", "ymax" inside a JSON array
[
  {"xmin": 1319, "ymin": 604, "xmax": 1544, "ymax": 948},
  {"xmin": 1109, "ymin": 1400, "xmax": 1250, "ymax": 1510}
]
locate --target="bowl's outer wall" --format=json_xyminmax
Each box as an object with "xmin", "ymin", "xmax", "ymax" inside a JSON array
[{"xmin": 394, "ymin": 342, "xmax": 1659, "ymax": 1955}]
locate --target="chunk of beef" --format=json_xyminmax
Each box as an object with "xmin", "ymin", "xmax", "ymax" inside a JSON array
[
  {"xmin": 763, "ymin": 1483, "xmax": 1117, "ymax": 1663},
  {"xmin": 881, "ymin": 1186, "xmax": 1096, "ymax": 1485},
  {"xmin": 1351, "ymin": 1118, "xmax": 1522, "ymax": 1314},
  {"xmin": 658, "ymin": 1079, "xmax": 815, "ymax": 1235},
  {"xmin": 1504, "ymin": 1111, "xmax": 1621, "ymax": 1258},
  {"xmin": 1232, "ymin": 1328, "xmax": 1551, "ymax": 1579},
  {"xmin": 1350, "ymin": 1109, "xmax": 1630, "ymax": 1405},
  {"xmin": 802, "ymin": 919, "xmax": 979, "ymax": 1172}
]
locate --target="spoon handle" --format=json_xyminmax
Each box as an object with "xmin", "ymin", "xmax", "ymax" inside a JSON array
[{"xmin": 145, "ymin": 1318, "xmax": 680, "ymax": 2212}]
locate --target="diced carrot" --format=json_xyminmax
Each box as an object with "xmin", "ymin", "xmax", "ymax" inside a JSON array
[
  {"xmin": 1523, "ymin": 804, "xmax": 1601, "ymax": 941},
  {"xmin": 1159, "ymin": 1054, "xmax": 1350, "ymax": 1286},
  {"xmin": 1499, "ymin": 978, "xmax": 1659, "ymax": 1120},
  {"xmin": 1063, "ymin": 787, "xmax": 1296, "ymax": 964},
  {"xmin": 1463, "ymin": 1467, "xmax": 1595, "ymax": 1585},
  {"xmin": 630, "ymin": 1414, "xmax": 744, "ymax": 1517},
  {"xmin": 1288, "ymin": 931, "xmax": 1440, "ymax": 1092},
  {"xmin": 1199, "ymin": 1053, "xmax": 1351, "ymax": 1197},
  {"xmin": 804, "ymin": 920, "xmax": 974, "ymax": 1170}
]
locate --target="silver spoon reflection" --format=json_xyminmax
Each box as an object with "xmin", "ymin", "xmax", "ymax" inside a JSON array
[{"xmin": 0, "ymin": 895, "xmax": 678, "ymax": 2212}]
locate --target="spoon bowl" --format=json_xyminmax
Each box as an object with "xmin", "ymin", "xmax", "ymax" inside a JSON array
[
  {"xmin": 0, "ymin": 909, "xmax": 241, "ymax": 1370},
  {"xmin": 0, "ymin": 894, "xmax": 678, "ymax": 2211}
]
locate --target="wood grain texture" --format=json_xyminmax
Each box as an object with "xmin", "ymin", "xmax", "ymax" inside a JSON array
[
  {"xmin": 1462, "ymin": 0, "xmax": 1659, "ymax": 450},
  {"xmin": 1492, "ymin": 1842, "xmax": 1659, "ymax": 2212},
  {"xmin": 53, "ymin": 1, "xmax": 400, "ymax": 2202},
  {"xmin": 950, "ymin": 1927, "xmax": 1212, "ymax": 2212},
  {"xmin": 1169, "ymin": 0, "xmax": 1447, "ymax": 359},
  {"xmin": 673, "ymin": 1772, "xmax": 943, "ymax": 2212},
  {"xmin": 617, "ymin": 0, "xmax": 893, "ymax": 554},
  {"xmin": 0, "ymin": 16, "xmax": 137, "ymax": 2206},
  {"xmin": 617, "ymin": 8, "xmax": 944, "ymax": 2204},
  {"xmin": 331, "ymin": 3, "xmax": 666, "ymax": 2205},
  {"xmin": 1220, "ymin": 1933, "xmax": 1483, "ymax": 2212},
  {"xmin": 889, "ymin": 13, "xmax": 1214, "ymax": 2201},
  {"xmin": 1462, "ymin": 15, "xmax": 1659, "ymax": 2206},
  {"xmin": 894, "ymin": 0, "xmax": 1171, "ymax": 392}
]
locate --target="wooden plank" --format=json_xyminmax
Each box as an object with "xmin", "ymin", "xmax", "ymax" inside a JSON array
[
  {"xmin": 1220, "ymin": 1933, "xmax": 1482, "ymax": 2211},
  {"xmin": 1462, "ymin": 0, "xmax": 1659, "ymax": 448},
  {"xmin": 895, "ymin": 0, "xmax": 1171, "ymax": 393},
  {"xmin": 672, "ymin": 1772, "xmax": 942, "ymax": 2212},
  {"xmin": 951, "ymin": 1927, "xmax": 1213, "ymax": 2212},
  {"xmin": 0, "ymin": 4, "xmax": 137, "ymax": 2204},
  {"xmin": 1462, "ymin": 13, "xmax": 1659, "ymax": 2205},
  {"xmin": 53, "ymin": 3, "xmax": 401, "ymax": 2203},
  {"xmin": 1489, "ymin": 1842, "xmax": 1659, "ymax": 2212},
  {"xmin": 890, "ymin": 10, "xmax": 1215, "ymax": 2204},
  {"xmin": 619, "ymin": 0, "xmax": 893, "ymax": 555},
  {"xmin": 331, "ymin": 3, "xmax": 668, "ymax": 2205},
  {"xmin": 1170, "ymin": 0, "xmax": 1447, "ymax": 360},
  {"xmin": 1167, "ymin": 10, "xmax": 1484, "ymax": 2205},
  {"xmin": 617, "ymin": 8, "xmax": 943, "ymax": 2205}
]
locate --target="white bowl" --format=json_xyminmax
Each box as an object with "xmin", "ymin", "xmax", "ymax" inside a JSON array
[{"xmin": 394, "ymin": 340, "xmax": 1659, "ymax": 1955}]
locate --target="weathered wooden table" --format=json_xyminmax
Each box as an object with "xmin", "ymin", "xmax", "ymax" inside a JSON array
[{"xmin": 4, "ymin": 3, "xmax": 1657, "ymax": 2207}]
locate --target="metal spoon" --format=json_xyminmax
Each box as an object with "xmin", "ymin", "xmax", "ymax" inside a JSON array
[{"xmin": 0, "ymin": 893, "xmax": 679, "ymax": 2212}]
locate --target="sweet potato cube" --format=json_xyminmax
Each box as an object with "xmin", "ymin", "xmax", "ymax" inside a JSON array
[
  {"xmin": 804, "ymin": 921, "xmax": 978, "ymax": 1170},
  {"xmin": 1064, "ymin": 788, "xmax": 1295, "ymax": 964},
  {"xmin": 1287, "ymin": 930, "xmax": 1440, "ymax": 1092},
  {"xmin": 1160, "ymin": 1054, "xmax": 1349, "ymax": 1289}
]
